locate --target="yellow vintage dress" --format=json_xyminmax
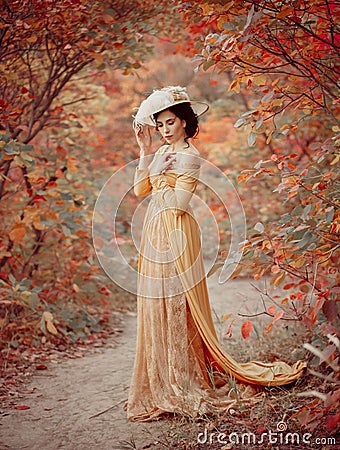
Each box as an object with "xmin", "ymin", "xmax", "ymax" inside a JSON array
[{"xmin": 127, "ymin": 144, "xmax": 305, "ymax": 422}]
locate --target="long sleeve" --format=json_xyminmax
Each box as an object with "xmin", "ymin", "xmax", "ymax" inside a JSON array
[
  {"xmin": 150, "ymin": 152, "xmax": 200, "ymax": 217},
  {"xmin": 134, "ymin": 168, "xmax": 152, "ymax": 197}
]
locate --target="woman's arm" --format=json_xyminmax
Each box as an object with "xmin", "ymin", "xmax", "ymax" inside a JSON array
[
  {"xmin": 133, "ymin": 123, "xmax": 153, "ymax": 196},
  {"xmin": 134, "ymin": 166, "xmax": 152, "ymax": 197}
]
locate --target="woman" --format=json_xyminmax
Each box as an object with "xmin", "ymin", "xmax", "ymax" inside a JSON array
[{"xmin": 127, "ymin": 86, "xmax": 305, "ymax": 422}]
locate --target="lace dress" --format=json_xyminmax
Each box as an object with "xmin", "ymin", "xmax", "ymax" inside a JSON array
[{"xmin": 127, "ymin": 144, "xmax": 305, "ymax": 422}]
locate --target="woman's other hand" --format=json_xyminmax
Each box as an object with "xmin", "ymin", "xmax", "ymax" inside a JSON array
[{"xmin": 150, "ymin": 152, "xmax": 176, "ymax": 176}]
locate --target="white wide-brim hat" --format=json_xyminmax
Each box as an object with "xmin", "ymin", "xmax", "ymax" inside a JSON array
[{"xmin": 133, "ymin": 86, "xmax": 209, "ymax": 127}]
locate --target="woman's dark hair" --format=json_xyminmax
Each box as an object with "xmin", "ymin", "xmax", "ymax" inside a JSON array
[{"xmin": 153, "ymin": 102, "xmax": 199, "ymax": 144}]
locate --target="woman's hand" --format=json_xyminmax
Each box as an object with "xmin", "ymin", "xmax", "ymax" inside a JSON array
[
  {"xmin": 134, "ymin": 123, "xmax": 152, "ymax": 155},
  {"xmin": 149, "ymin": 152, "xmax": 176, "ymax": 176}
]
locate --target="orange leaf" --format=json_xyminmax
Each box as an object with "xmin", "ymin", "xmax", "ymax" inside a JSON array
[
  {"xmin": 229, "ymin": 79, "xmax": 240, "ymax": 92},
  {"xmin": 241, "ymin": 320, "xmax": 253, "ymax": 339},
  {"xmin": 266, "ymin": 310, "xmax": 284, "ymax": 333},
  {"xmin": 237, "ymin": 173, "xmax": 250, "ymax": 183},
  {"xmin": 225, "ymin": 318, "xmax": 236, "ymax": 337},
  {"xmin": 9, "ymin": 225, "xmax": 26, "ymax": 242},
  {"xmin": 300, "ymin": 285, "xmax": 310, "ymax": 293},
  {"xmin": 42, "ymin": 311, "xmax": 58, "ymax": 335},
  {"xmin": 265, "ymin": 323, "xmax": 273, "ymax": 334},
  {"xmin": 254, "ymin": 268, "xmax": 266, "ymax": 280},
  {"xmin": 270, "ymin": 271, "xmax": 286, "ymax": 287},
  {"xmin": 222, "ymin": 313, "xmax": 232, "ymax": 322}
]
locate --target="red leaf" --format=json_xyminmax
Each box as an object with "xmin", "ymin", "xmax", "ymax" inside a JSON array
[
  {"xmin": 325, "ymin": 412, "xmax": 340, "ymax": 431},
  {"xmin": 273, "ymin": 310, "xmax": 284, "ymax": 323},
  {"xmin": 268, "ymin": 305, "xmax": 276, "ymax": 315},
  {"xmin": 241, "ymin": 320, "xmax": 253, "ymax": 339},
  {"xmin": 256, "ymin": 425, "xmax": 267, "ymax": 434},
  {"xmin": 35, "ymin": 364, "xmax": 48, "ymax": 370},
  {"xmin": 283, "ymin": 282, "xmax": 296, "ymax": 290},
  {"xmin": 323, "ymin": 300, "xmax": 338, "ymax": 322},
  {"xmin": 13, "ymin": 405, "xmax": 30, "ymax": 410},
  {"xmin": 33, "ymin": 194, "xmax": 47, "ymax": 204}
]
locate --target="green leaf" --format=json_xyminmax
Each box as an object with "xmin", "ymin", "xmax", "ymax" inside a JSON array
[
  {"xmin": 9, "ymin": 274, "xmax": 16, "ymax": 285},
  {"xmin": 20, "ymin": 153, "xmax": 34, "ymax": 161},
  {"xmin": 234, "ymin": 118, "xmax": 245, "ymax": 128},
  {"xmin": 248, "ymin": 131, "xmax": 256, "ymax": 147},
  {"xmin": 291, "ymin": 205, "xmax": 303, "ymax": 216},
  {"xmin": 207, "ymin": 262, "xmax": 224, "ymax": 277},
  {"xmin": 298, "ymin": 230, "xmax": 313, "ymax": 248},
  {"xmin": 303, "ymin": 204, "xmax": 312, "ymax": 220},
  {"xmin": 261, "ymin": 91, "xmax": 274, "ymax": 103},
  {"xmin": 254, "ymin": 222, "xmax": 265, "ymax": 233},
  {"xmin": 202, "ymin": 59, "xmax": 215, "ymax": 71},
  {"xmin": 222, "ymin": 22, "xmax": 235, "ymax": 30},
  {"xmin": 3, "ymin": 143, "xmax": 20, "ymax": 155},
  {"xmin": 103, "ymin": 8, "xmax": 116, "ymax": 17},
  {"xmin": 0, "ymin": 133, "xmax": 10, "ymax": 143},
  {"xmin": 279, "ymin": 213, "xmax": 292, "ymax": 224},
  {"xmin": 255, "ymin": 117, "xmax": 263, "ymax": 130},
  {"xmin": 253, "ymin": 323, "xmax": 260, "ymax": 339},
  {"xmin": 326, "ymin": 207, "xmax": 334, "ymax": 224},
  {"xmin": 241, "ymin": 109, "xmax": 257, "ymax": 117},
  {"xmin": 40, "ymin": 314, "xmax": 46, "ymax": 334},
  {"xmin": 21, "ymin": 144, "xmax": 34, "ymax": 152}
]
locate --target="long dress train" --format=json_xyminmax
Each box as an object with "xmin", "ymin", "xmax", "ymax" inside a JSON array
[{"xmin": 127, "ymin": 144, "xmax": 306, "ymax": 422}]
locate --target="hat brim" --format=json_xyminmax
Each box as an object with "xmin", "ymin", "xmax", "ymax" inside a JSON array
[{"xmin": 133, "ymin": 100, "xmax": 209, "ymax": 127}]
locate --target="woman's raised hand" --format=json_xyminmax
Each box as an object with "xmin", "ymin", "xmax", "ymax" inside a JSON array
[{"xmin": 134, "ymin": 123, "xmax": 152, "ymax": 155}]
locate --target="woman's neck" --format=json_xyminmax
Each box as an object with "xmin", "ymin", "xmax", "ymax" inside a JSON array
[{"xmin": 171, "ymin": 138, "xmax": 189, "ymax": 152}]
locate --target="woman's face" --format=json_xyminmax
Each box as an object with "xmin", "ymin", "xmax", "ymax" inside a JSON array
[{"xmin": 155, "ymin": 110, "xmax": 186, "ymax": 145}]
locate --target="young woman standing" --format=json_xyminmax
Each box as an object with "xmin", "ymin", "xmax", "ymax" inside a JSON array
[{"xmin": 127, "ymin": 86, "xmax": 305, "ymax": 422}]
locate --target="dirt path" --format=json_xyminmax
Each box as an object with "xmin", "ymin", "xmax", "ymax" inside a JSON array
[{"xmin": 0, "ymin": 275, "xmax": 303, "ymax": 450}]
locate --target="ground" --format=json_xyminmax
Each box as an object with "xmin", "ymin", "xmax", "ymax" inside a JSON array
[{"xmin": 0, "ymin": 274, "xmax": 320, "ymax": 450}]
